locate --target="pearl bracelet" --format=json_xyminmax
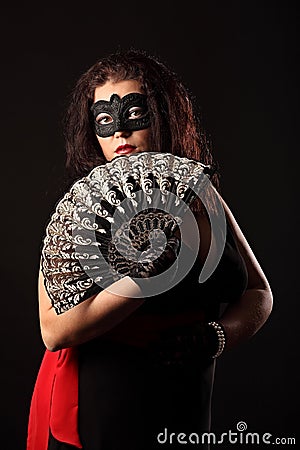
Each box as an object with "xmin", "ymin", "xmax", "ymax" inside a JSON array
[{"xmin": 207, "ymin": 321, "xmax": 226, "ymax": 358}]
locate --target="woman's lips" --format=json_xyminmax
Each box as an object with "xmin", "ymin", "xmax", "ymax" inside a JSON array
[{"xmin": 115, "ymin": 144, "xmax": 137, "ymax": 155}]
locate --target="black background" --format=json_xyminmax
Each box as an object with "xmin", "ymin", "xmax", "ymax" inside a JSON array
[{"xmin": 0, "ymin": 1, "xmax": 299, "ymax": 449}]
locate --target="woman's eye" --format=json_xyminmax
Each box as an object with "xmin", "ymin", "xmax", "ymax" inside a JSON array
[
  {"xmin": 128, "ymin": 107, "xmax": 146, "ymax": 120},
  {"xmin": 96, "ymin": 113, "xmax": 113, "ymax": 125}
]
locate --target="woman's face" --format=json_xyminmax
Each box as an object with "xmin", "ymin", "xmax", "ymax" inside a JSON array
[{"xmin": 92, "ymin": 79, "xmax": 151, "ymax": 161}]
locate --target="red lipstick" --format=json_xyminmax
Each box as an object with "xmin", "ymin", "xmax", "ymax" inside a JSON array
[{"xmin": 115, "ymin": 144, "xmax": 137, "ymax": 155}]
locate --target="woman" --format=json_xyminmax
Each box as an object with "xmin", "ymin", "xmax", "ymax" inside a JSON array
[{"xmin": 27, "ymin": 49, "xmax": 273, "ymax": 450}]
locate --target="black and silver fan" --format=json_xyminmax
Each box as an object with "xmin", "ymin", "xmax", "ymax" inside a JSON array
[{"xmin": 41, "ymin": 152, "xmax": 215, "ymax": 314}]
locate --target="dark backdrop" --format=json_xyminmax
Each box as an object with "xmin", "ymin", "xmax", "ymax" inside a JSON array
[{"xmin": 1, "ymin": 2, "xmax": 299, "ymax": 449}]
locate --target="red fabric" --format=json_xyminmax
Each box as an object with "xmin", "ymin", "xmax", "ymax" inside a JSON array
[{"xmin": 26, "ymin": 347, "xmax": 82, "ymax": 450}]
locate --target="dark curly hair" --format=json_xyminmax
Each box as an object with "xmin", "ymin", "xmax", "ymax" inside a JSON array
[{"xmin": 63, "ymin": 48, "xmax": 220, "ymax": 210}]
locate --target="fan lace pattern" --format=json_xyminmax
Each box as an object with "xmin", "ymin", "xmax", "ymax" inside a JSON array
[{"xmin": 41, "ymin": 152, "xmax": 213, "ymax": 314}]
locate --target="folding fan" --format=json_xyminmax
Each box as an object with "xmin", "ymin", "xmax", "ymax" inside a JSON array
[{"xmin": 41, "ymin": 152, "xmax": 214, "ymax": 314}]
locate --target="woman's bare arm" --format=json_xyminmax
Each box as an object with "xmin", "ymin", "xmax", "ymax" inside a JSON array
[
  {"xmin": 217, "ymin": 196, "xmax": 273, "ymax": 350},
  {"xmin": 38, "ymin": 271, "xmax": 145, "ymax": 351}
]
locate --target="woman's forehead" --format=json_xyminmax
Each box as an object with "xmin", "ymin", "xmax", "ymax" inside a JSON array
[{"xmin": 93, "ymin": 80, "xmax": 143, "ymax": 102}]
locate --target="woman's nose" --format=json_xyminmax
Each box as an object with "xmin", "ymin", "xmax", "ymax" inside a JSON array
[{"xmin": 114, "ymin": 129, "xmax": 132, "ymax": 137}]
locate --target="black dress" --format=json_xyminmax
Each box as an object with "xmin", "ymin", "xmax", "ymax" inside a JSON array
[{"xmin": 48, "ymin": 221, "xmax": 248, "ymax": 450}]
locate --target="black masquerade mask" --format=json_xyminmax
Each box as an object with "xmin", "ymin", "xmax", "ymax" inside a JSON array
[{"xmin": 90, "ymin": 92, "xmax": 151, "ymax": 138}]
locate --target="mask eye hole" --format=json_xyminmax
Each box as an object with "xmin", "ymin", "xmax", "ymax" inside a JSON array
[
  {"xmin": 96, "ymin": 112, "xmax": 113, "ymax": 125},
  {"xmin": 127, "ymin": 106, "xmax": 147, "ymax": 120}
]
